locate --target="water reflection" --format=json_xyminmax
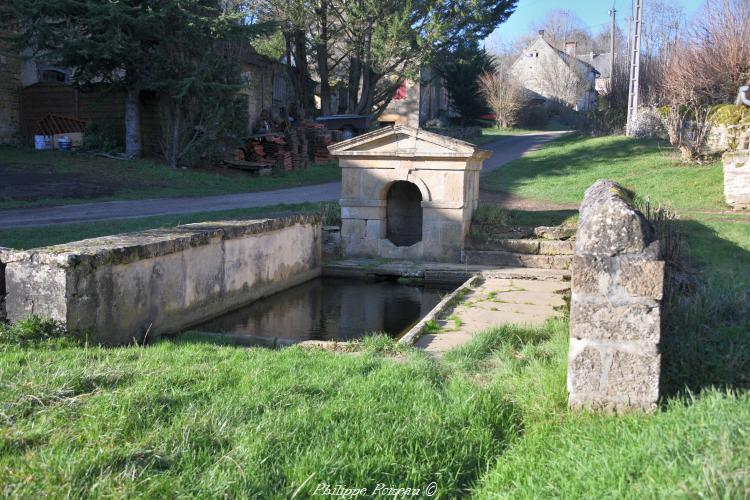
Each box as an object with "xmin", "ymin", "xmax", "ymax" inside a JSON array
[{"xmin": 191, "ymin": 277, "xmax": 451, "ymax": 342}]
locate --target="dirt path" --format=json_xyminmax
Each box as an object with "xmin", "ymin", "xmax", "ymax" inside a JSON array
[{"xmin": 0, "ymin": 131, "xmax": 568, "ymax": 229}]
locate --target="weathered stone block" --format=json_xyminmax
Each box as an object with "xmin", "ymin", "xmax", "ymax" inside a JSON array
[
  {"xmin": 365, "ymin": 219, "xmax": 385, "ymax": 239},
  {"xmin": 619, "ymin": 258, "xmax": 665, "ymax": 299},
  {"xmin": 723, "ymin": 150, "xmax": 750, "ymax": 208},
  {"xmin": 568, "ymin": 341, "xmax": 602, "ymax": 393},
  {"xmin": 571, "ymin": 300, "xmax": 660, "ymax": 343},
  {"xmin": 341, "ymin": 204, "xmax": 386, "ymax": 220},
  {"xmin": 572, "ymin": 254, "xmax": 609, "ymax": 294},
  {"xmin": 607, "ymin": 350, "xmax": 660, "ymax": 404},
  {"xmin": 539, "ymin": 239, "xmax": 575, "ymax": 255},
  {"xmin": 576, "ymin": 180, "xmax": 654, "ymax": 256},
  {"xmin": 496, "ymin": 239, "xmax": 540, "ymax": 254},
  {"xmin": 534, "ymin": 225, "xmax": 577, "ymax": 240}
]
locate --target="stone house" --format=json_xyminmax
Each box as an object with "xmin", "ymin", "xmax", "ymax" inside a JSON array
[
  {"xmin": 511, "ymin": 32, "xmax": 600, "ymax": 111},
  {"xmin": 238, "ymin": 45, "xmax": 296, "ymax": 129},
  {"xmin": 378, "ymin": 68, "xmax": 451, "ymax": 128},
  {"xmin": 2, "ymin": 42, "xmax": 294, "ymax": 147}
]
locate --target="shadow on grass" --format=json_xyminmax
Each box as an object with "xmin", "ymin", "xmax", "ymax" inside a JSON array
[{"xmin": 660, "ymin": 219, "xmax": 750, "ymax": 399}]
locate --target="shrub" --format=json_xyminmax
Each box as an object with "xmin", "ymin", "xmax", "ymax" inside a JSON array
[
  {"xmin": 630, "ymin": 108, "xmax": 667, "ymax": 139},
  {"xmin": 517, "ymin": 105, "xmax": 550, "ymax": 128},
  {"xmin": 81, "ymin": 122, "xmax": 119, "ymax": 153},
  {"xmin": 0, "ymin": 316, "xmax": 70, "ymax": 345},
  {"xmin": 318, "ymin": 201, "xmax": 341, "ymax": 226},
  {"xmin": 472, "ymin": 205, "xmax": 512, "ymax": 225}
]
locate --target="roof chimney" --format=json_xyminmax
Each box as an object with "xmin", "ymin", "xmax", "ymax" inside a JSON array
[
  {"xmin": 565, "ymin": 41, "xmax": 577, "ymax": 56},
  {"xmin": 538, "ymin": 30, "xmax": 545, "ymax": 37}
]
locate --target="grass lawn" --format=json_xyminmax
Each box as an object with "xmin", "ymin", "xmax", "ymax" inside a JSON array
[
  {"xmin": 482, "ymin": 134, "xmax": 725, "ymax": 212},
  {"xmin": 0, "ymin": 147, "xmax": 340, "ymax": 210},
  {"xmin": 1, "ymin": 133, "xmax": 748, "ymax": 497}
]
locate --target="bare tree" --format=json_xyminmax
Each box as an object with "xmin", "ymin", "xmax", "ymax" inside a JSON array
[
  {"xmin": 662, "ymin": 0, "xmax": 750, "ymax": 160},
  {"xmin": 478, "ymin": 63, "xmax": 525, "ymax": 128},
  {"xmin": 530, "ymin": 10, "xmax": 595, "ymax": 53},
  {"xmin": 537, "ymin": 48, "xmax": 594, "ymax": 111}
]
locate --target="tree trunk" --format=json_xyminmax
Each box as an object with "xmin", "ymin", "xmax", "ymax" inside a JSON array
[
  {"xmin": 355, "ymin": 23, "xmax": 373, "ymax": 115},
  {"xmin": 316, "ymin": 0, "xmax": 332, "ymax": 115},
  {"xmin": 125, "ymin": 86, "xmax": 142, "ymax": 158},
  {"xmin": 293, "ymin": 28, "xmax": 312, "ymax": 118},
  {"xmin": 346, "ymin": 54, "xmax": 361, "ymax": 114}
]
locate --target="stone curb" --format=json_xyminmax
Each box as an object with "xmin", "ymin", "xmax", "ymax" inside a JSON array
[{"xmin": 399, "ymin": 275, "xmax": 480, "ymax": 345}]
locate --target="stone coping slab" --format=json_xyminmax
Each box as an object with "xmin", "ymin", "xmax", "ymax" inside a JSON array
[
  {"xmin": 323, "ymin": 258, "xmax": 570, "ymax": 284},
  {"xmin": 2, "ymin": 214, "xmax": 320, "ymax": 267}
]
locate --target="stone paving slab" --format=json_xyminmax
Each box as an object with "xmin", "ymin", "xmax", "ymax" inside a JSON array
[{"xmin": 415, "ymin": 276, "xmax": 569, "ymax": 356}]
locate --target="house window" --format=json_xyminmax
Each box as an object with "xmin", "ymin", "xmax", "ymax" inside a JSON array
[
  {"xmin": 393, "ymin": 81, "xmax": 407, "ymax": 100},
  {"xmin": 41, "ymin": 69, "xmax": 66, "ymax": 83}
]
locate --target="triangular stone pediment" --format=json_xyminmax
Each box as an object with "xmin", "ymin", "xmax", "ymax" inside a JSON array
[{"xmin": 328, "ymin": 125, "xmax": 489, "ymax": 159}]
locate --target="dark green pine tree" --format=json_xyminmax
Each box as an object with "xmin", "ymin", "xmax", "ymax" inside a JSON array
[
  {"xmin": 436, "ymin": 42, "xmax": 497, "ymax": 124},
  {"xmin": 5, "ymin": 0, "xmax": 264, "ymax": 159}
]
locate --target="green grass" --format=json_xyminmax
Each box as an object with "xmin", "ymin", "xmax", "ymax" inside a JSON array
[
  {"xmin": 0, "ymin": 147, "xmax": 340, "ymax": 209},
  {"xmin": 0, "ymin": 338, "xmax": 517, "ymax": 498},
  {"xmin": 1, "ymin": 133, "xmax": 749, "ymax": 497},
  {"xmin": 472, "ymin": 128, "xmax": 535, "ymax": 145},
  {"xmin": 0, "ymin": 202, "xmax": 328, "ymax": 249},
  {"xmin": 483, "ymin": 135, "xmax": 725, "ymax": 211}
]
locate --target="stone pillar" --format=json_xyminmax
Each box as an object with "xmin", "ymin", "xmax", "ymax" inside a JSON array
[
  {"xmin": 723, "ymin": 149, "xmax": 750, "ymax": 209},
  {"xmin": 568, "ymin": 180, "xmax": 665, "ymax": 412}
]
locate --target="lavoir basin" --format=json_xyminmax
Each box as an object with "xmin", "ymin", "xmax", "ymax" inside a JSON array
[{"xmin": 187, "ymin": 277, "xmax": 453, "ymax": 346}]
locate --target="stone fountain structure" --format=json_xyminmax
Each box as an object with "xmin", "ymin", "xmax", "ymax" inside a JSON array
[{"xmin": 328, "ymin": 125, "xmax": 491, "ymax": 262}]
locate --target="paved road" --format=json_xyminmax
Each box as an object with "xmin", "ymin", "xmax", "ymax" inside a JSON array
[
  {"xmin": 480, "ymin": 130, "xmax": 567, "ymax": 176},
  {"xmin": 0, "ymin": 131, "xmax": 568, "ymax": 229}
]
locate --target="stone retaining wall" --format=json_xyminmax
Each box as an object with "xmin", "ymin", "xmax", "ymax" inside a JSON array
[
  {"xmin": 568, "ymin": 180, "xmax": 665, "ymax": 412},
  {"xmin": 723, "ymin": 149, "xmax": 750, "ymax": 209},
  {"xmin": 2, "ymin": 215, "xmax": 321, "ymax": 344}
]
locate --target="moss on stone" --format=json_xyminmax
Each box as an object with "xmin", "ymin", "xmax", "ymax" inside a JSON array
[{"xmin": 711, "ymin": 104, "xmax": 750, "ymax": 126}]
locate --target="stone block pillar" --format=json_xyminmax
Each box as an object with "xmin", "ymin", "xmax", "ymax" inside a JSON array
[
  {"xmin": 723, "ymin": 149, "xmax": 750, "ymax": 209},
  {"xmin": 568, "ymin": 180, "xmax": 665, "ymax": 412}
]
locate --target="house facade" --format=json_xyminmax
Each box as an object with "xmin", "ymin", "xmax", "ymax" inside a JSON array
[
  {"xmin": 238, "ymin": 45, "xmax": 296, "ymax": 129},
  {"xmin": 378, "ymin": 68, "xmax": 450, "ymax": 128},
  {"xmin": 511, "ymin": 32, "xmax": 599, "ymax": 111}
]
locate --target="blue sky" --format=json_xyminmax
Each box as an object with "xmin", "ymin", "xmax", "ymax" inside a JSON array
[{"xmin": 485, "ymin": 0, "xmax": 703, "ymax": 47}]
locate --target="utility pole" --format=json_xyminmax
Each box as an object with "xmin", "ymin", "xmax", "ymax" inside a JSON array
[
  {"xmin": 626, "ymin": 16, "xmax": 632, "ymax": 61},
  {"xmin": 609, "ymin": 5, "xmax": 616, "ymax": 89},
  {"xmin": 626, "ymin": 0, "xmax": 643, "ymax": 136}
]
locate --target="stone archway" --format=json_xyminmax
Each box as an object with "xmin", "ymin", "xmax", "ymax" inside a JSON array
[{"xmin": 386, "ymin": 181, "xmax": 422, "ymax": 246}]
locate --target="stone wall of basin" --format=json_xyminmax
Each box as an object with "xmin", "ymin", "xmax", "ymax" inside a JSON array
[
  {"xmin": 568, "ymin": 180, "xmax": 665, "ymax": 412},
  {"xmin": 0, "ymin": 215, "xmax": 321, "ymax": 345},
  {"xmin": 723, "ymin": 149, "xmax": 750, "ymax": 209}
]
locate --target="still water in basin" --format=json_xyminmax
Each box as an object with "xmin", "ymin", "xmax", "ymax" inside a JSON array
[{"xmin": 190, "ymin": 277, "xmax": 452, "ymax": 342}]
